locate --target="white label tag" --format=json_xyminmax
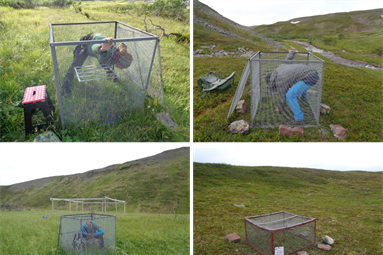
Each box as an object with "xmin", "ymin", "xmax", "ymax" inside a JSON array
[{"xmin": 275, "ymin": 247, "xmax": 284, "ymax": 255}]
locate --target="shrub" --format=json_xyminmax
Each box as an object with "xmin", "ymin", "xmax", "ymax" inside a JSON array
[
  {"xmin": 323, "ymin": 37, "xmax": 337, "ymax": 46},
  {"xmin": 374, "ymin": 46, "xmax": 383, "ymax": 56}
]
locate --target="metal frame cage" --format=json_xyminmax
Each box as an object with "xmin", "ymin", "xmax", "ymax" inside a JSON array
[
  {"xmin": 244, "ymin": 211, "xmax": 316, "ymax": 255},
  {"xmin": 49, "ymin": 21, "xmax": 165, "ymax": 127},
  {"xmin": 58, "ymin": 213, "xmax": 116, "ymax": 255},
  {"xmin": 228, "ymin": 51, "xmax": 325, "ymax": 128}
]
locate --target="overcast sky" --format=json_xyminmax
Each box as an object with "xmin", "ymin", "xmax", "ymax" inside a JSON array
[
  {"xmin": 0, "ymin": 143, "xmax": 188, "ymax": 186},
  {"xmin": 194, "ymin": 143, "xmax": 383, "ymax": 172},
  {"xmin": 198, "ymin": 0, "xmax": 383, "ymax": 26}
]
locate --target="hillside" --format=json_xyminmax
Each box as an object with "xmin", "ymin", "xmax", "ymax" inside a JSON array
[
  {"xmin": 0, "ymin": 147, "xmax": 190, "ymax": 214},
  {"xmin": 193, "ymin": 162, "xmax": 382, "ymax": 254},
  {"xmin": 252, "ymin": 8, "xmax": 383, "ymax": 35},
  {"xmin": 193, "ymin": 0, "xmax": 287, "ymax": 56}
]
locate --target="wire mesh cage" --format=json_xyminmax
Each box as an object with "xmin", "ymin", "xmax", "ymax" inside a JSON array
[
  {"xmin": 244, "ymin": 211, "xmax": 316, "ymax": 255},
  {"xmin": 228, "ymin": 51, "xmax": 325, "ymax": 128},
  {"xmin": 58, "ymin": 213, "xmax": 116, "ymax": 255},
  {"xmin": 49, "ymin": 21, "xmax": 165, "ymax": 127}
]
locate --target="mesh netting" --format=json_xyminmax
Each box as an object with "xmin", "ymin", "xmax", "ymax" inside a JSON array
[
  {"xmin": 244, "ymin": 211, "xmax": 316, "ymax": 255},
  {"xmin": 228, "ymin": 51, "xmax": 325, "ymax": 128},
  {"xmin": 58, "ymin": 213, "xmax": 116, "ymax": 254},
  {"xmin": 49, "ymin": 21, "xmax": 164, "ymax": 126}
]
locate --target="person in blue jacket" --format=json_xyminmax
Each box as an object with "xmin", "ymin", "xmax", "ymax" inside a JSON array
[
  {"xmin": 82, "ymin": 220, "xmax": 106, "ymax": 251},
  {"xmin": 265, "ymin": 50, "xmax": 319, "ymax": 126}
]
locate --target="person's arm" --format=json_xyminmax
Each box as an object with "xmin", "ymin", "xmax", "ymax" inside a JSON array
[
  {"xmin": 94, "ymin": 227, "xmax": 104, "ymax": 237},
  {"xmin": 100, "ymin": 37, "xmax": 113, "ymax": 52},
  {"xmin": 81, "ymin": 224, "xmax": 88, "ymax": 235},
  {"xmin": 284, "ymin": 50, "xmax": 295, "ymax": 62}
]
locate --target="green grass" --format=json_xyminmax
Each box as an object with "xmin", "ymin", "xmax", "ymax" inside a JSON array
[
  {"xmin": 0, "ymin": 3, "xmax": 189, "ymax": 142},
  {"xmin": 0, "ymin": 209, "xmax": 189, "ymax": 255},
  {"xmin": 193, "ymin": 163, "xmax": 383, "ymax": 255},
  {"xmin": 193, "ymin": 53, "xmax": 383, "ymax": 141}
]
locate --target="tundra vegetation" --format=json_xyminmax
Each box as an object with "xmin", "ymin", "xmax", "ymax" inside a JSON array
[{"xmin": 193, "ymin": 163, "xmax": 382, "ymax": 254}]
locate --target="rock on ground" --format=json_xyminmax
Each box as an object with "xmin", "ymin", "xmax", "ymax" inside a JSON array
[
  {"xmin": 318, "ymin": 243, "xmax": 331, "ymax": 251},
  {"xmin": 322, "ymin": 235, "xmax": 334, "ymax": 245},
  {"xmin": 225, "ymin": 233, "xmax": 241, "ymax": 243},
  {"xmin": 228, "ymin": 120, "xmax": 249, "ymax": 134},
  {"xmin": 279, "ymin": 124, "xmax": 304, "ymax": 137},
  {"xmin": 236, "ymin": 100, "xmax": 248, "ymax": 114},
  {"xmin": 320, "ymin": 103, "xmax": 331, "ymax": 115},
  {"xmin": 330, "ymin": 124, "xmax": 347, "ymax": 139},
  {"xmin": 156, "ymin": 112, "xmax": 178, "ymax": 129}
]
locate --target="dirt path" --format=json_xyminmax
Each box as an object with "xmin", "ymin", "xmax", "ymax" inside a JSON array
[{"xmin": 289, "ymin": 40, "xmax": 383, "ymax": 70}]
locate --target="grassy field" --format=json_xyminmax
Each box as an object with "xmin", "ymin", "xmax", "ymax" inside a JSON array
[
  {"xmin": 193, "ymin": 163, "xmax": 383, "ymax": 255},
  {"xmin": 0, "ymin": 147, "xmax": 190, "ymax": 214},
  {"xmin": 193, "ymin": 52, "xmax": 383, "ymax": 142},
  {"xmin": 0, "ymin": 2, "xmax": 190, "ymax": 142},
  {"xmin": 0, "ymin": 209, "xmax": 190, "ymax": 254}
]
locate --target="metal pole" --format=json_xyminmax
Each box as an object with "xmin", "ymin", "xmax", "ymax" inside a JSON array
[
  {"xmin": 52, "ymin": 200, "xmax": 54, "ymax": 217},
  {"xmin": 156, "ymin": 42, "xmax": 166, "ymax": 108},
  {"xmin": 115, "ymin": 202, "xmax": 117, "ymax": 215},
  {"xmin": 144, "ymin": 39, "xmax": 159, "ymax": 93},
  {"xmin": 49, "ymin": 44, "xmax": 65, "ymax": 127},
  {"xmin": 69, "ymin": 201, "xmax": 71, "ymax": 214},
  {"xmin": 124, "ymin": 202, "xmax": 125, "ymax": 215}
]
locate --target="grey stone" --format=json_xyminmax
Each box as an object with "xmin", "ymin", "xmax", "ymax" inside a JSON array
[{"xmin": 156, "ymin": 112, "xmax": 178, "ymax": 128}]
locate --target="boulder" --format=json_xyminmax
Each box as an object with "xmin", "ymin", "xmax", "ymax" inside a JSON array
[
  {"xmin": 194, "ymin": 49, "xmax": 203, "ymax": 55},
  {"xmin": 330, "ymin": 124, "xmax": 347, "ymax": 140},
  {"xmin": 236, "ymin": 100, "xmax": 248, "ymax": 114},
  {"xmin": 297, "ymin": 251, "xmax": 309, "ymax": 255},
  {"xmin": 322, "ymin": 235, "xmax": 334, "ymax": 245},
  {"xmin": 279, "ymin": 124, "xmax": 304, "ymax": 137},
  {"xmin": 320, "ymin": 103, "xmax": 331, "ymax": 115},
  {"xmin": 228, "ymin": 120, "xmax": 249, "ymax": 134},
  {"xmin": 225, "ymin": 233, "xmax": 241, "ymax": 243},
  {"xmin": 317, "ymin": 243, "xmax": 331, "ymax": 251},
  {"xmin": 156, "ymin": 112, "xmax": 178, "ymax": 128}
]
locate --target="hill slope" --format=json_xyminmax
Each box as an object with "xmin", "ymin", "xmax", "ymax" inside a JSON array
[
  {"xmin": 193, "ymin": 0, "xmax": 287, "ymax": 55},
  {"xmin": 0, "ymin": 147, "xmax": 190, "ymax": 213},
  {"xmin": 193, "ymin": 162, "xmax": 382, "ymax": 254},
  {"xmin": 252, "ymin": 8, "xmax": 383, "ymax": 35}
]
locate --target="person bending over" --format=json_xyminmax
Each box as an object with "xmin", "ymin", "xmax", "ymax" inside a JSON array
[
  {"xmin": 265, "ymin": 50, "xmax": 319, "ymax": 126},
  {"xmin": 82, "ymin": 220, "xmax": 106, "ymax": 251},
  {"xmin": 62, "ymin": 33, "xmax": 133, "ymax": 95}
]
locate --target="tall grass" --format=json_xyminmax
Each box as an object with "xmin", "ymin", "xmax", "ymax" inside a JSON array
[
  {"xmin": 0, "ymin": 3, "xmax": 189, "ymax": 141},
  {"xmin": 0, "ymin": 209, "xmax": 190, "ymax": 254}
]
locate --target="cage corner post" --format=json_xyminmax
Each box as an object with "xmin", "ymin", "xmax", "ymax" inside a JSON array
[
  {"xmin": 49, "ymin": 24, "xmax": 65, "ymax": 128},
  {"xmin": 156, "ymin": 40, "xmax": 166, "ymax": 108}
]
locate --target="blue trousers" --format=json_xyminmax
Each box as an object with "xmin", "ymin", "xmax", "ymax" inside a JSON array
[{"xmin": 286, "ymin": 81, "xmax": 312, "ymax": 121}]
